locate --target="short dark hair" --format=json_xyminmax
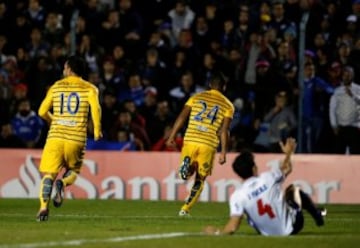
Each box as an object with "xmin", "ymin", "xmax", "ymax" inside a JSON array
[
  {"xmin": 232, "ymin": 150, "xmax": 256, "ymax": 179},
  {"xmin": 209, "ymin": 71, "xmax": 226, "ymax": 90},
  {"xmin": 66, "ymin": 55, "xmax": 86, "ymax": 77}
]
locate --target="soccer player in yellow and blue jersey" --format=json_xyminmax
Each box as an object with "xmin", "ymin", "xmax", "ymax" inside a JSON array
[
  {"xmin": 36, "ymin": 56, "xmax": 102, "ymax": 221},
  {"xmin": 166, "ymin": 72, "xmax": 235, "ymax": 216}
]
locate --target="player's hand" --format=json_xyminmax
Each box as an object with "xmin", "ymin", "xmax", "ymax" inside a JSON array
[
  {"xmin": 94, "ymin": 131, "xmax": 103, "ymax": 141},
  {"xmin": 279, "ymin": 137, "xmax": 297, "ymax": 154},
  {"xmin": 165, "ymin": 137, "xmax": 176, "ymax": 148},
  {"xmin": 203, "ymin": 225, "xmax": 220, "ymax": 235},
  {"xmin": 218, "ymin": 153, "xmax": 226, "ymax": 165}
]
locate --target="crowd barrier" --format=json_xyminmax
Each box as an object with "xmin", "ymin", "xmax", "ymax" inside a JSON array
[{"xmin": 0, "ymin": 149, "xmax": 359, "ymax": 203}]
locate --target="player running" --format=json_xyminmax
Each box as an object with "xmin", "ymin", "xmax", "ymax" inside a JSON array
[
  {"xmin": 166, "ymin": 72, "xmax": 234, "ymax": 216},
  {"xmin": 36, "ymin": 55, "xmax": 102, "ymax": 221}
]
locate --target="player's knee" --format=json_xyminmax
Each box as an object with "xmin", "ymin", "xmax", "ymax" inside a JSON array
[{"xmin": 285, "ymin": 184, "xmax": 302, "ymax": 208}]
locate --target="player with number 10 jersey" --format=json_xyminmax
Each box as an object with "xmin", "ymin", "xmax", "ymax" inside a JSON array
[{"xmin": 36, "ymin": 56, "xmax": 101, "ymax": 221}]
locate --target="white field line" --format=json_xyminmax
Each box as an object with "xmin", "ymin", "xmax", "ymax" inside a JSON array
[
  {"xmin": 0, "ymin": 232, "xmax": 193, "ymax": 248},
  {"xmin": 0, "ymin": 213, "xmax": 358, "ymax": 222}
]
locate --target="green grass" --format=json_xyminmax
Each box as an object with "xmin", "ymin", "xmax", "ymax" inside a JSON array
[{"xmin": 0, "ymin": 199, "xmax": 359, "ymax": 248}]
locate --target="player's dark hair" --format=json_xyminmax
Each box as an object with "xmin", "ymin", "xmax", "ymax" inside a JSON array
[
  {"xmin": 66, "ymin": 55, "xmax": 86, "ymax": 77},
  {"xmin": 209, "ymin": 71, "xmax": 226, "ymax": 90},
  {"xmin": 232, "ymin": 150, "xmax": 256, "ymax": 179}
]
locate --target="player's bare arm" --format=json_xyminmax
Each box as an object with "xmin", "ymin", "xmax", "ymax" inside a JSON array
[
  {"xmin": 204, "ymin": 215, "xmax": 243, "ymax": 235},
  {"xmin": 218, "ymin": 117, "xmax": 232, "ymax": 165},
  {"xmin": 166, "ymin": 105, "xmax": 191, "ymax": 148},
  {"xmin": 38, "ymin": 87, "xmax": 54, "ymax": 125},
  {"xmin": 279, "ymin": 138, "xmax": 297, "ymax": 177},
  {"xmin": 88, "ymin": 87, "xmax": 102, "ymax": 140}
]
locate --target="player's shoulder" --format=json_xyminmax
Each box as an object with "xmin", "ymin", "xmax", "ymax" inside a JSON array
[
  {"xmin": 80, "ymin": 79, "xmax": 99, "ymax": 92},
  {"xmin": 230, "ymin": 186, "xmax": 246, "ymax": 202}
]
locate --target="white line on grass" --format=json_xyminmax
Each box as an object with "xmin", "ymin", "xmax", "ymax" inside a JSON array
[
  {"xmin": 1, "ymin": 213, "xmax": 358, "ymax": 222},
  {"xmin": 0, "ymin": 232, "xmax": 193, "ymax": 248}
]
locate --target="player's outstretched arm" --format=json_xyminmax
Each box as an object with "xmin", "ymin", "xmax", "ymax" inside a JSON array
[
  {"xmin": 204, "ymin": 216, "xmax": 243, "ymax": 235},
  {"xmin": 279, "ymin": 138, "xmax": 297, "ymax": 177},
  {"xmin": 166, "ymin": 105, "xmax": 191, "ymax": 148}
]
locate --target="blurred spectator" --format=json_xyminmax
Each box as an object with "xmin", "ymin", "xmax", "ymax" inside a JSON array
[
  {"xmin": 329, "ymin": 66, "xmax": 360, "ymax": 154},
  {"xmin": 9, "ymin": 83, "xmax": 28, "ymax": 116},
  {"xmin": 123, "ymin": 99, "xmax": 146, "ymax": 128},
  {"xmin": 25, "ymin": 27, "xmax": 50, "ymax": 58},
  {"xmin": 169, "ymin": 70, "xmax": 205, "ymax": 114},
  {"xmin": 79, "ymin": 0, "xmax": 102, "ymax": 37},
  {"xmin": 152, "ymin": 124, "xmax": 183, "ymax": 151},
  {"xmin": 77, "ymin": 34, "xmax": 103, "ymax": 73},
  {"xmin": 0, "ymin": 34, "xmax": 9, "ymax": 63},
  {"xmin": 10, "ymin": 98, "xmax": 43, "ymax": 148},
  {"xmin": 118, "ymin": 73, "xmax": 145, "ymax": 106},
  {"xmin": 11, "ymin": 14, "xmax": 30, "ymax": 47},
  {"xmin": 112, "ymin": 45, "xmax": 132, "ymax": 73},
  {"xmin": 100, "ymin": 56, "xmax": 126, "ymax": 94},
  {"xmin": 25, "ymin": 56, "xmax": 57, "ymax": 109},
  {"xmin": 167, "ymin": 0, "xmax": 195, "ymax": 47},
  {"xmin": 24, "ymin": 0, "xmax": 46, "ymax": 28},
  {"xmin": 261, "ymin": 91, "xmax": 297, "ymax": 153},
  {"xmin": 137, "ymin": 48, "xmax": 168, "ymax": 96},
  {"xmin": 0, "ymin": 69, "xmax": 11, "ymax": 101},
  {"xmin": 2, "ymin": 56, "xmax": 25, "ymax": 85},
  {"xmin": 327, "ymin": 61, "xmax": 343, "ymax": 87},
  {"xmin": 118, "ymin": 0, "xmax": 144, "ymax": 57},
  {"xmin": 0, "ymin": 1, "xmax": 9, "ymax": 37},
  {"xmin": 101, "ymin": 88, "xmax": 120, "ymax": 139},
  {"xmin": 110, "ymin": 109, "xmax": 151, "ymax": 150},
  {"xmin": 0, "ymin": 70, "xmax": 11, "ymax": 123},
  {"xmin": 300, "ymin": 62, "xmax": 334, "ymax": 153},
  {"xmin": 138, "ymin": 86, "xmax": 158, "ymax": 122},
  {"xmin": 0, "ymin": 123, "xmax": 25, "ymax": 148},
  {"xmin": 196, "ymin": 52, "xmax": 218, "ymax": 87},
  {"xmin": 269, "ymin": 1, "xmax": 294, "ymax": 39},
  {"xmin": 146, "ymin": 99, "xmax": 175, "ymax": 145},
  {"xmin": 43, "ymin": 11, "xmax": 64, "ymax": 46},
  {"xmin": 100, "ymin": 9, "xmax": 124, "ymax": 53}
]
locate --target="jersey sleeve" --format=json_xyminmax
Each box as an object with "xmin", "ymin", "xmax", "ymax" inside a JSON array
[
  {"xmin": 229, "ymin": 191, "xmax": 244, "ymax": 217},
  {"xmin": 263, "ymin": 167, "xmax": 284, "ymax": 185},
  {"xmin": 224, "ymin": 103, "xmax": 235, "ymax": 119},
  {"xmin": 185, "ymin": 95, "xmax": 195, "ymax": 107},
  {"xmin": 88, "ymin": 86, "xmax": 102, "ymax": 137}
]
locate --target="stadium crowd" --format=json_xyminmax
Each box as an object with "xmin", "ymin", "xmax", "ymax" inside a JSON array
[{"xmin": 0, "ymin": 0, "xmax": 360, "ymax": 153}]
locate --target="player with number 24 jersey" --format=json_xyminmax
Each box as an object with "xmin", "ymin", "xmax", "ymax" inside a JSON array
[{"xmin": 166, "ymin": 72, "xmax": 234, "ymax": 216}]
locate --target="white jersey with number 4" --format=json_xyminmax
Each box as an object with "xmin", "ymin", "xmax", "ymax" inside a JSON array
[{"xmin": 229, "ymin": 167, "xmax": 296, "ymax": 236}]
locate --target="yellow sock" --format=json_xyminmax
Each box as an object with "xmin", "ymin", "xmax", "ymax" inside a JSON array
[
  {"xmin": 39, "ymin": 174, "xmax": 55, "ymax": 210},
  {"xmin": 62, "ymin": 170, "xmax": 78, "ymax": 186},
  {"xmin": 181, "ymin": 178, "xmax": 204, "ymax": 213}
]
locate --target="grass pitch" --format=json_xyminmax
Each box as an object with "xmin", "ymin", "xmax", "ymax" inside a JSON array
[{"xmin": 0, "ymin": 199, "xmax": 359, "ymax": 248}]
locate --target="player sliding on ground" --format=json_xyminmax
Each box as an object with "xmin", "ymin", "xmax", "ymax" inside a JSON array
[
  {"xmin": 204, "ymin": 138, "xmax": 326, "ymax": 236},
  {"xmin": 36, "ymin": 56, "xmax": 102, "ymax": 221},
  {"xmin": 166, "ymin": 72, "xmax": 234, "ymax": 216}
]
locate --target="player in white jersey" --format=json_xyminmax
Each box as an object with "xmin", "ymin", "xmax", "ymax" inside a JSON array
[{"xmin": 204, "ymin": 138, "xmax": 326, "ymax": 236}]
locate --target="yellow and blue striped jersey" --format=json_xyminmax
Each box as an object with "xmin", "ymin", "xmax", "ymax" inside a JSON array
[
  {"xmin": 38, "ymin": 76, "xmax": 101, "ymax": 144},
  {"xmin": 184, "ymin": 89, "xmax": 234, "ymax": 148}
]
